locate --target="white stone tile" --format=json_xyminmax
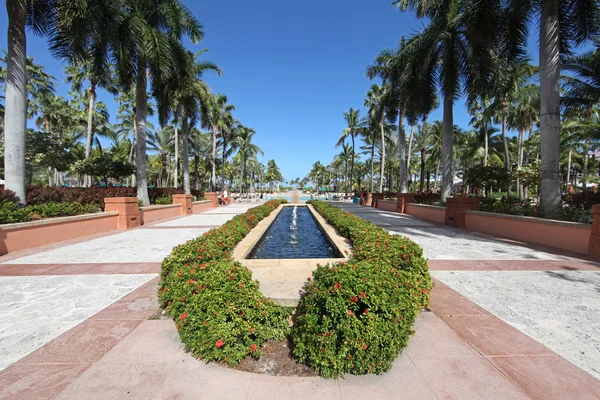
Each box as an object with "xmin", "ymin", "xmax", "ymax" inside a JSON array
[
  {"xmin": 432, "ymin": 270, "xmax": 600, "ymax": 379},
  {"xmin": 3, "ymin": 228, "xmax": 209, "ymax": 264},
  {"xmin": 0, "ymin": 274, "xmax": 156, "ymax": 370}
]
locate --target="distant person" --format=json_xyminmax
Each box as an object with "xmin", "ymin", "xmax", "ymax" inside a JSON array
[{"xmin": 223, "ymin": 188, "xmax": 229, "ymax": 205}]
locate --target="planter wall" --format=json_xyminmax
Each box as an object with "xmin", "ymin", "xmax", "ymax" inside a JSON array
[
  {"xmin": 405, "ymin": 204, "xmax": 446, "ymax": 224},
  {"xmin": 192, "ymin": 200, "xmax": 212, "ymax": 213},
  {"xmin": 139, "ymin": 204, "xmax": 181, "ymax": 225},
  {"xmin": 0, "ymin": 212, "xmax": 119, "ymax": 255},
  {"xmin": 375, "ymin": 200, "xmax": 398, "ymax": 212},
  {"xmin": 464, "ymin": 210, "xmax": 591, "ymax": 256}
]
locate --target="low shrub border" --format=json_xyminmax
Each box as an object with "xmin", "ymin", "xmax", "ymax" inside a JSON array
[
  {"xmin": 159, "ymin": 200, "xmax": 292, "ymax": 366},
  {"xmin": 0, "ymin": 197, "xmax": 100, "ymax": 225},
  {"xmin": 291, "ymin": 200, "xmax": 432, "ymax": 378}
]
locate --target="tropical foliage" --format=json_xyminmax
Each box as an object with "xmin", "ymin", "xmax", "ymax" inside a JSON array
[{"xmin": 1, "ymin": 0, "xmax": 280, "ymax": 207}]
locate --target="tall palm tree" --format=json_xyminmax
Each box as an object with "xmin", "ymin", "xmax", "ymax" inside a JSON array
[
  {"xmin": 65, "ymin": 59, "xmax": 117, "ymax": 168},
  {"xmin": 396, "ymin": 0, "xmax": 500, "ymax": 200},
  {"xmin": 506, "ymin": 0, "xmax": 599, "ymax": 217},
  {"xmin": 111, "ymin": 0, "xmax": 202, "ymax": 204},
  {"xmin": 204, "ymin": 94, "xmax": 233, "ymax": 191},
  {"xmin": 232, "ymin": 127, "xmax": 263, "ymax": 193},
  {"xmin": 365, "ymin": 84, "xmax": 388, "ymax": 192},
  {"xmin": 336, "ymin": 108, "xmax": 363, "ymax": 192},
  {"xmin": 147, "ymin": 126, "xmax": 174, "ymax": 188}
]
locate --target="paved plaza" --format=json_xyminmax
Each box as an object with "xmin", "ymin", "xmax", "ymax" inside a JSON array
[{"xmin": 0, "ymin": 201, "xmax": 598, "ymax": 399}]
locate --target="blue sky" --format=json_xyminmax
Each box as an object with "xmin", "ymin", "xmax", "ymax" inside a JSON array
[{"xmin": 0, "ymin": 0, "xmax": 541, "ymax": 181}]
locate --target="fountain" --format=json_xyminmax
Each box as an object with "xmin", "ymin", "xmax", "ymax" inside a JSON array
[{"xmin": 247, "ymin": 206, "xmax": 342, "ymax": 259}]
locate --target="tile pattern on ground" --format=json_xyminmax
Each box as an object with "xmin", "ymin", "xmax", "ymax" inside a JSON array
[
  {"xmin": 2, "ymin": 228, "xmax": 210, "ymax": 264},
  {"xmin": 432, "ymin": 270, "xmax": 600, "ymax": 379},
  {"xmin": 334, "ymin": 203, "xmax": 570, "ymax": 260},
  {"xmin": 54, "ymin": 314, "xmax": 528, "ymax": 400},
  {"xmin": 0, "ymin": 274, "xmax": 156, "ymax": 370}
]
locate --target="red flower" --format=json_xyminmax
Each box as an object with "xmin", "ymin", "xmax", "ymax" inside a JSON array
[
  {"xmin": 180, "ymin": 313, "xmax": 187, "ymax": 322},
  {"xmin": 334, "ymin": 283, "xmax": 342, "ymax": 290},
  {"xmin": 359, "ymin": 291, "xmax": 367, "ymax": 299},
  {"xmin": 347, "ymin": 310, "xmax": 354, "ymax": 316},
  {"xmin": 364, "ymin": 309, "xmax": 369, "ymax": 315},
  {"xmin": 350, "ymin": 296, "xmax": 358, "ymax": 303},
  {"xmin": 307, "ymin": 277, "xmax": 311, "ymax": 281},
  {"xmin": 188, "ymin": 279, "xmax": 196, "ymax": 285},
  {"xmin": 215, "ymin": 340, "xmax": 225, "ymax": 348},
  {"xmin": 362, "ymin": 343, "xmax": 368, "ymax": 350},
  {"xmin": 249, "ymin": 343, "xmax": 257, "ymax": 353}
]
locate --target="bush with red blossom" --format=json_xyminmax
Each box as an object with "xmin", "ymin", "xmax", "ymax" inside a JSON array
[{"xmin": 291, "ymin": 201, "xmax": 432, "ymax": 378}]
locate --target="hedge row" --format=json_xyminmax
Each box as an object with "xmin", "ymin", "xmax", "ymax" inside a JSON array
[
  {"xmin": 290, "ymin": 200, "xmax": 432, "ymax": 378},
  {"xmin": 158, "ymin": 199, "xmax": 292, "ymax": 365},
  {"xmin": 24, "ymin": 186, "xmax": 203, "ymax": 207},
  {"xmin": 0, "ymin": 201, "xmax": 100, "ymax": 224}
]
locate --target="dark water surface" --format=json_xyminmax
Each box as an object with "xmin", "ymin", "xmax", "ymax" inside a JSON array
[{"xmin": 247, "ymin": 206, "xmax": 342, "ymax": 259}]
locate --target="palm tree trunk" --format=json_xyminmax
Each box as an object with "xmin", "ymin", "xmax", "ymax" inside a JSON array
[
  {"xmin": 434, "ymin": 160, "xmax": 440, "ymax": 191},
  {"xmin": 398, "ymin": 104, "xmax": 408, "ymax": 193},
  {"xmin": 174, "ymin": 115, "xmax": 179, "ymax": 188},
  {"xmin": 370, "ymin": 133, "xmax": 375, "ymax": 192},
  {"xmin": 582, "ymin": 141, "xmax": 589, "ymax": 192},
  {"xmin": 518, "ymin": 128, "xmax": 525, "ymax": 199},
  {"xmin": 350, "ymin": 135, "xmax": 355, "ymax": 191},
  {"xmin": 84, "ymin": 82, "xmax": 96, "ymax": 186},
  {"xmin": 128, "ymin": 113, "xmax": 137, "ymax": 187},
  {"xmin": 483, "ymin": 124, "xmax": 489, "ymax": 167},
  {"xmin": 221, "ymin": 137, "xmax": 227, "ymax": 189},
  {"xmin": 407, "ymin": 125, "xmax": 414, "ymax": 190},
  {"xmin": 211, "ymin": 125, "xmax": 217, "ymax": 191},
  {"xmin": 566, "ymin": 147, "xmax": 572, "ymax": 190},
  {"xmin": 4, "ymin": 0, "xmax": 28, "ymax": 204},
  {"xmin": 182, "ymin": 117, "xmax": 191, "ymax": 194},
  {"xmin": 380, "ymin": 121, "xmax": 385, "ymax": 193},
  {"xmin": 135, "ymin": 62, "xmax": 150, "ymax": 205},
  {"xmin": 539, "ymin": 0, "xmax": 562, "ymax": 217},
  {"xmin": 501, "ymin": 100, "xmax": 512, "ymax": 197},
  {"xmin": 193, "ymin": 155, "xmax": 200, "ymax": 190},
  {"xmin": 420, "ymin": 148, "xmax": 426, "ymax": 192},
  {"xmin": 441, "ymin": 95, "xmax": 454, "ymax": 200}
]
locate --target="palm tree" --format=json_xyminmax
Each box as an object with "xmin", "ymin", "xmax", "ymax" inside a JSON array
[
  {"xmin": 484, "ymin": 57, "xmax": 537, "ymax": 196},
  {"xmin": 147, "ymin": 126, "xmax": 174, "ymax": 187},
  {"xmin": 233, "ymin": 127, "xmax": 263, "ymax": 193},
  {"xmin": 364, "ymin": 84, "xmax": 387, "ymax": 192},
  {"xmin": 111, "ymin": 0, "xmax": 203, "ymax": 204},
  {"xmin": 336, "ymin": 108, "xmax": 363, "ymax": 192},
  {"xmin": 65, "ymin": 59, "xmax": 117, "ymax": 168},
  {"xmin": 506, "ymin": 0, "xmax": 599, "ymax": 217},
  {"xmin": 396, "ymin": 0, "xmax": 500, "ymax": 200},
  {"xmin": 204, "ymin": 94, "xmax": 234, "ymax": 191}
]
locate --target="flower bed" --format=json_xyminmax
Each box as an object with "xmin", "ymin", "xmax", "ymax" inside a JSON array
[
  {"xmin": 291, "ymin": 201, "xmax": 432, "ymax": 378},
  {"xmin": 159, "ymin": 199, "xmax": 292, "ymax": 366}
]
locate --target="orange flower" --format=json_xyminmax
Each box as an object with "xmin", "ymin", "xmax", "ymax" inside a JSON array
[
  {"xmin": 362, "ymin": 343, "xmax": 368, "ymax": 350},
  {"xmin": 215, "ymin": 340, "xmax": 225, "ymax": 348},
  {"xmin": 350, "ymin": 296, "xmax": 358, "ymax": 303},
  {"xmin": 180, "ymin": 313, "xmax": 187, "ymax": 322},
  {"xmin": 249, "ymin": 344, "xmax": 257, "ymax": 353}
]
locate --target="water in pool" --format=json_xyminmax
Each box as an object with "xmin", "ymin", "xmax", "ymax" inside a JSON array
[{"xmin": 247, "ymin": 206, "xmax": 341, "ymax": 259}]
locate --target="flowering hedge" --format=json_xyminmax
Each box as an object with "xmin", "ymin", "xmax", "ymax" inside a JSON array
[
  {"xmin": 159, "ymin": 199, "xmax": 292, "ymax": 365},
  {"xmin": 291, "ymin": 200, "xmax": 432, "ymax": 378}
]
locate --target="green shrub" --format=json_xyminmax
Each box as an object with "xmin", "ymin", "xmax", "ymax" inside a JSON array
[
  {"xmin": 154, "ymin": 195, "xmax": 172, "ymax": 205},
  {"xmin": 0, "ymin": 201, "xmax": 99, "ymax": 224},
  {"xmin": 0, "ymin": 202, "xmax": 32, "ymax": 224},
  {"xmin": 291, "ymin": 201, "xmax": 432, "ymax": 378},
  {"xmin": 27, "ymin": 202, "xmax": 99, "ymax": 218},
  {"xmin": 159, "ymin": 199, "xmax": 291, "ymax": 365}
]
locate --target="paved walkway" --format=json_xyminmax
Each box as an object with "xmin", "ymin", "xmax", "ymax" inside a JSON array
[{"xmin": 0, "ymin": 201, "xmax": 598, "ymax": 399}]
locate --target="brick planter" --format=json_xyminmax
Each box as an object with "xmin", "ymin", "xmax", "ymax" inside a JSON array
[
  {"xmin": 205, "ymin": 192, "xmax": 218, "ymax": 207},
  {"xmin": 396, "ymin": 193, "xmax": 416, "ymax": 213},
  {"xmin": 104, "ymin": 197, "xmax": 141, "ymax": 229},
  {"xmin": 588, "ymin": 205, "xmax": 600, "ymax": 260},
  {"xmin": 445, "ymin": 197, "xmax": 479, "ymax": 228},
  {"xmin": 173, "ymin": 194, "xmax": 193, "ymax": 215},
  {"xmin": 370, "ymin": 193, "xmax": 384, "ymax": 208}
]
